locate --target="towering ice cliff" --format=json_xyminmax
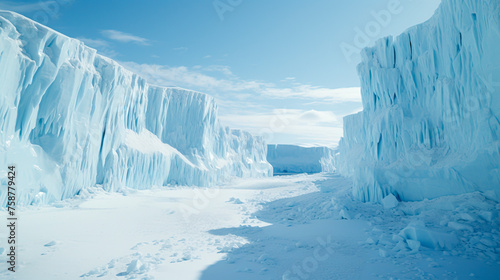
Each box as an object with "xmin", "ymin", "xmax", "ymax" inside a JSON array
[
  {"xmin": 336, "ymin": 0, "xmax": 500, "ymax": 202},
  {"xmin": 0, "ymin": 11, "xmax": 272, "ymax": 206}
]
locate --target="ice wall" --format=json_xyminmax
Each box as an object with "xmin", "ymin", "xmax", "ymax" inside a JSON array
[
  {"xmin": 267, "ymin": 145, "xmax": 335, "ymax": 174},
  {"xmin": 0, "ymin": 11, "xmax": 272, "ymax": 206},
  {"xmin": 336, "ymin": 0, "xmax": 500, "ymax": 202}
]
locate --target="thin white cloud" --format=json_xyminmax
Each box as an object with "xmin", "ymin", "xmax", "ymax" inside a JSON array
[
  {"xmin": 263, "ymin": 86, "xmax": 362, "ymax": 103},
  {"xmin": 0, "ymin": 1, "xmax": 57, "ymax": 13},
  {"xmin": 202, "ymin": 65, "xmax": 235, "ymax": 77},
  {"xmin": 173, "ymin": 47, "xmax": 188, "ymax": 52},
  {"xmin": 298, "ymin": 110, "xmax": 339, "ymax": 123},
  {"xmin": 213, "ymin": 97, "xmax": 273, "ymax": 115},
  {"xmin": 101, "ymin": 30, "xmax": 150, "ymax": 45},
  {"xmin": 120, "ymin": 62, "xmax": 271, "ymax": 92},
  {"xmin": 121, "ymin": 61, "xmax": 361, "ymax": 104},
  {"xmin": 121, "ymin": 63, "xmax": 227, "ymax": 89},
  {"xmin": 77, "ymin": 37, "xmax": 109, "ymax": 48},
  {"xmin": 347, "ymin": 106, "xmax": 364, "ymax": 116},
  {"xmin": 76, "ymin": 37, "xmax": 119, "ymax": 58}
]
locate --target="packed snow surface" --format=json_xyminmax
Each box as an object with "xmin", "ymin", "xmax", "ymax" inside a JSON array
[
  {"xmin": 267, "ymin": 144, "xmax": 335, "ymax": 174},
  {"xmin": 2, "ymin": 174, "xmax": 498, "ymax": 279},
  {"xmin": 0, "ymin": 11, "xmax": 272, "ymax": 206},
  {"xmin": 336, "ymin": 0, "xmax": 500, "ymax": 202}
]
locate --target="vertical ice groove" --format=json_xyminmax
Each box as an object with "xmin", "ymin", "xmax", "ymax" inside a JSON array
[
  {"xmin": 336, "ymin": 0, "xmax": 500, "ymax": 202},
  {"xmin": 0, "ymin": 11, "xmax": 272, "ymax": 206}
]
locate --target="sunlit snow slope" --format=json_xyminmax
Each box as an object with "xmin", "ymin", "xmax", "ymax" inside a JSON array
[
  {"xmin": 0, "ymin": 11, "xmax": 272, "ymax": 206},
  {"xmin": 336, "ymin": 0, "xmax": 500, "ymax": 202}
]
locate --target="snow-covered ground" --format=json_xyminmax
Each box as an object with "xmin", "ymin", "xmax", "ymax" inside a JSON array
[{"xmin": 2, "ymin": 174, "xmax": 498, "ymax": 279}]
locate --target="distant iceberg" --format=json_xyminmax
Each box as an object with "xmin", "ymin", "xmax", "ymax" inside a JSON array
[
  {"xmin": 0, "ymin": 11, "xmax": 272, "ymax": 206},
  {"xmin": 336, "ymin": 0, "xmax": 500, "ymax": 202},
  {"xmin": 267, "ymin": 144, "xmax": 336, "ymax": 174}
]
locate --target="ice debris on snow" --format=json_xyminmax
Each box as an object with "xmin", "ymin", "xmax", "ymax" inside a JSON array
[
  {"xmin": 382, "ymin": 194, "xmax": 399, "ymax": 209},
  {"xmin": 228, "ymin": 197, "xmax": 243, "ymax": 204},
  {"xmin": 44, "ymin": 241, "xmax": 57, "ymax": 247},
  {"xmin": 406, "ymin": 239, "xmax": 421, "ymax": 252},
  {"xmin": 379, "ymin": 248, "xmax": 389, "ymax": 258},
  {"xmin": 399, "ymin": 222, "xmax": 459, "ymax": 251},
  {"xmin": 448, "ymin": 221, "xmax": 474, "ymax": 232}
]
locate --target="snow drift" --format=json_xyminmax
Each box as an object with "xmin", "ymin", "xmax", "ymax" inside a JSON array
[
  {"xmin": 267, "ymin": 144, "xmax": 335, "ymax": 174},
  {"xmin": 336, "ymin": 0, "xmax": 500, "ymax": 202},
  {"xmin": 0, "ymin": 11, "xmax": 272, "ymax": 206}
]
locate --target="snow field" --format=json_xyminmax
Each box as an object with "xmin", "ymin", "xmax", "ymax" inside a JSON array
[{"xmin": 0, "ymin": 174, "xmax": 498, "ymax": 279}]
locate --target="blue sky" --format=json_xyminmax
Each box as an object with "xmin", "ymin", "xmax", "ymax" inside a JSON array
[{"xmin": 0, "ymin": 0, "xmax": 441, "ymax": 147}]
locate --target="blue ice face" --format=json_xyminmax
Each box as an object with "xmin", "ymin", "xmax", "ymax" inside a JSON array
[
  {"xmin": 335, "ymin": 0, "xmax": 500, "ymax": 202},
  {"xmin": 0, "ymin": 11, "xmax": 272, "ymax": 206}
]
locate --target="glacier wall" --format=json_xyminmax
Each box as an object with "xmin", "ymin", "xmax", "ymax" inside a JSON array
[
  {"xmin": 267, "ymin": 144, "xmax": 336, "ymax": 175},
  {"xmin": 336, "ymin": 0, "xmax": 500, "ymax": 202},
  {"xmin": 0, "ymin": 11, "xmax": 272, "ymax": 206}
]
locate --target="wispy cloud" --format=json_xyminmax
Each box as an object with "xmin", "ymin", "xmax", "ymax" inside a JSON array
[
  {"xmin": 173, "ymin": 47, "xmax": 188, "ymax": 52},
  {"xmin": 120, "ymin": 62, "xmax": 269, "ymax": 91},
  {"xmin": 121, "ymin": 63, "xmax": 231, "ymax": 89},
  {"xmin": 0, "ymin": 1, "xmax": 56, "ymax": 13},
  {"xmin": 101, "ymin": 30, "xmax": 150, "ymax": 45},
  {"xmin": 263, "ymin": 86, "xmax": 362, "ymax": 103},
  {"xmin": 77, "ymin": 37, "xmax": 109, "ymax": 48},
  {"xmin": 201, "ymin": 65, "xmax": 235, "ymax": 77},
  {"xmin": 76, "ymin": 37, "xmax": 119, "ymax": 58},
  {"xmin": 121, "ymin": 62, "xmax": 361, "ymax": 104}
]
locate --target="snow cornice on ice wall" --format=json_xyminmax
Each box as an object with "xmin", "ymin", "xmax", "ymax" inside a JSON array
[
  {"xmin": 0, "ymin": 11, "xmax": 272, "ymax": 206},
  {"xmin": 336, "ymin": 0, "xmax": 500, "ymax": 202}
]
